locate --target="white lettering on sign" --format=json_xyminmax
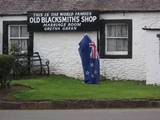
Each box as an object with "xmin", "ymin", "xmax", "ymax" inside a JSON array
[
  {"xmin": 75, "ymin": 12, "xmax": 92, "ymax": 16},
  {"xmin": 33, "ymin": 13, "xmax": 43, "ymax": 17},
  {"xmin": 60, "ymin": 12, "xmax": 74, "ymax": 16},
  {"xmin": 67, "ymin": 23, "xmax": 81, "ymax": 27},
  {"xmin": 28, "ymin": 11, "xmax": 99, "ymax": 31},
  {"xmin": 43, "ymin": 23, "xmax": 67, "ymax": 27},
  {"xmin": 81, "ymin": 16, "xmax": 97, "ymax": 23},
  {"xmin": 40, "ymin": 16, "xmax": 80, "ymax": 23},
  {"xmin": 44, "ymin": 27, "xmax": 61, "ymax": 31},
  {"xmin": 29, "ymin": 17, "xmax": 41, "ymax": 23},
  {"xmin": 62, "ymin": 27, "xmax": 77, "ymax": 31},
  {"xmin": 51, "ymin": 13, "xmax": 59, "ymax": 16}
]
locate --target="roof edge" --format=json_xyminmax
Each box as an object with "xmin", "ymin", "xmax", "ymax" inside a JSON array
[
  {"xmin": 0, "ymin": 13, "xmax": 27, "ymax": 17},
  {"xmin": 1, "ymin": 10, "xmax": 160, "ymax": 16},
  {"xmin": 99, "ymin": 10, "xmax": 160, "ymax": 13}
]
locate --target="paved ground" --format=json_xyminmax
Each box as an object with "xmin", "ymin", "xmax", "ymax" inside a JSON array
[{"xmin": 0, "ymin": 109, "xmax": 160, "ymax": 120}]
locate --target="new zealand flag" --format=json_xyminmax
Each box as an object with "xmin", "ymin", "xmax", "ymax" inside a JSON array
[{"xmin": 79, "ymin": 34, "xmax": 100, "ymax": 84}]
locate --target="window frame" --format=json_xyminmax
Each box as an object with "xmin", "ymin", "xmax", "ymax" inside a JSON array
[
  {"xmin": 3, "ymin": 21, "xmax": 33, "ymax": 55},
  {"xmin": 99, "ymin": 19, "xmax": 132, "ymax": 59},
  {"xmin": 8, "ymin": 24, "xmax": 29, "ymax": 54}
]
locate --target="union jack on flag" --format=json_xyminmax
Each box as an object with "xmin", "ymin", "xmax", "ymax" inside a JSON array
[{"xmin": 89, "ymin": 42, "xmax": 99, "ymax": 59}]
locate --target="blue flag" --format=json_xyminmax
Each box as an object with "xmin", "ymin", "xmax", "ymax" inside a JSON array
[{"xmin": 79, "ymin": 34, "xmax": 100, "ymax": 84}]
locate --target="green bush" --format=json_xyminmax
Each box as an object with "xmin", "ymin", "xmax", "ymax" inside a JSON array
[{"xmin": 0, "ymin": 54, "xmax": 15, "ymax": 88}]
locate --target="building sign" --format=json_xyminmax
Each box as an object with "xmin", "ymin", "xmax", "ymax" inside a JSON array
[{"xmin": 28, "ymin": 11, "xmax": 99, "ymax": 32}]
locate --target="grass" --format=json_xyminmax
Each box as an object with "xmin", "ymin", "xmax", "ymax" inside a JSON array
[{"xmin": 9, "ymin": 75, "xmax": 160, "ymax": 101}]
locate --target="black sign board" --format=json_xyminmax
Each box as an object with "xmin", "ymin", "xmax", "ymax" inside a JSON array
[{"xmin": 27, "ymin": 11, "xmax": 99, "ymax": 32}]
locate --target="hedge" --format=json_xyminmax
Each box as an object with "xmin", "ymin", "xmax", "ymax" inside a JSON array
[{"xmin": 0, "ymin": 54, "xmax": 15, "ymax": 88}]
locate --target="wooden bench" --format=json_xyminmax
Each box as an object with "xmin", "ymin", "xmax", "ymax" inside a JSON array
[
  {"xmin": 30, "ymin": 52, "xmax": 50, "ymax": 75},
  {"xmin": 12, "ymin": 52, "xmax": 50, "ymax": 78}
]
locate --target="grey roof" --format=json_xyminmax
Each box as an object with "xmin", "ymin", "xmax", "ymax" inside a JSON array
[{"xmin": 1, "ymin": 0, "xmax": 160, "ymax": 15}]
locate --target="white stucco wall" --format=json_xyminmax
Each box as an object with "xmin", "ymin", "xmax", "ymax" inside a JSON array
[
  {"xmin": 145, "ymin": 31, "xmax": 160, "ymax": 85},
  {"xmin": 100, "ymin": 12, "xmax": 160, "ymax": 81},
  {"xmin": 34, "ymin": 32, "xmax": 97, "ymax": 79},
  {"xmin": 0, "ymin": 16, "xmax": 27, "ymax": 54}
]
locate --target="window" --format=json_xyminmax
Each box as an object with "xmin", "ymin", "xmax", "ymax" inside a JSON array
[
  {"xmin": 99, "ymin": 20, "xmax": 132, "ymax": 58},
  {"xmin": 3, "ymin": 21, "xmax": 33, "ymax": 55},
  {"xmin": 8, "ymin": 25, "xmax": 29, "ymax": 54}
]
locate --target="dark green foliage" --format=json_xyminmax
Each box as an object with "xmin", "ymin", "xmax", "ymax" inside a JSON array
[{"xmin": 0, "ymin": 54, "xmax": 15, "ymax": 88}]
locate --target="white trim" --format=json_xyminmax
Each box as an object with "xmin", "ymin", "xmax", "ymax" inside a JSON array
[
  {"xmin": 106, "ymin": 37, "xmax": 128, "ymax": 39},
  {"xmin": 10, "ymin": 37, "xmax": 29, "ymax": 39},
  {"xmin": 106, "ymin": 23, "xmax": 128, "ymax": 26},
  {"xmin": 8, "ymin": 24, "xmax": 29, "ymax": 53},
  {"xmin": 106, "ymin": 51, "xmax": 128, "ymax": 55},
  {"xmin": 9, "ymin": 25, "xmax": 27, "ymax": 27},
  {"xmin": 105, "ymin": 22, "xmax": 129, "ymax": 55}
]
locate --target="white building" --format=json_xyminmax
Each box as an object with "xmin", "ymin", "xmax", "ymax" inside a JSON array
[{"xmin": 0, "ymin": 0, "xmax": 160, "ymax": 84}]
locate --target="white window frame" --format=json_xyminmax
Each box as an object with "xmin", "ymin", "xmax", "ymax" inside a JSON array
[
  {"xmin": 8, "ymin": 25, "xmax": 29, "ymax": 54},
  {"xmin": 105, "ymin": 23, "xmax": 129, "ymax": 55}
]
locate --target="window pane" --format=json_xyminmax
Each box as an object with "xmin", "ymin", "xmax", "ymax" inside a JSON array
[
  {"xmin": 106, "ymin": 38, "xmax": 117, "ymax": 51},
  {"xmin": 10, "ymin": 39, "xmax": 28, "ymax": 53},
  {"xmin": 20, "ymin": 26, "xmax": 29, "ymax": 37},
  {"xmin": 10, "ymin": 39, "xmax": 20, "ymax": 53},
  {"xmin": 10, "ymin": 26, "xmax": 19, "ymax": 37},
  {"xmin": 106, "ymin": 38, "xmax": 128, "ymax": 52},
  {"xmin": 107, "ymin": 24, "xmax": 116, "ymax": 37},
  {"xmin": 116, "ymin": 39, "xmax": 128, "ymax": 51},
  {"xmin": 116, "ymin": 24, "xmax": 128, "ymax": 37},
  {"xmin": 121, "ymin": 25, "xmax": 128, "ymax": 37},
  {"xmin": 106, "ymin": 23, "xmax": 128, "ymax": 37},
  {"xmin": 116, "ymin": 25, "xmax": 122, "ymax": 37}
]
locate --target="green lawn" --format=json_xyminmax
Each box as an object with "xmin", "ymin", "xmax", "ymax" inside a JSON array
[{"xmin": 10, "ymin": 75, "xmax": 160, "ymax": 101}]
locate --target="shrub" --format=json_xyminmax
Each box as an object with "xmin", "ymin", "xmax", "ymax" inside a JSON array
[{"xmin": 0, "ymin": 54, "xmax": 15, "ymax": 88}]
